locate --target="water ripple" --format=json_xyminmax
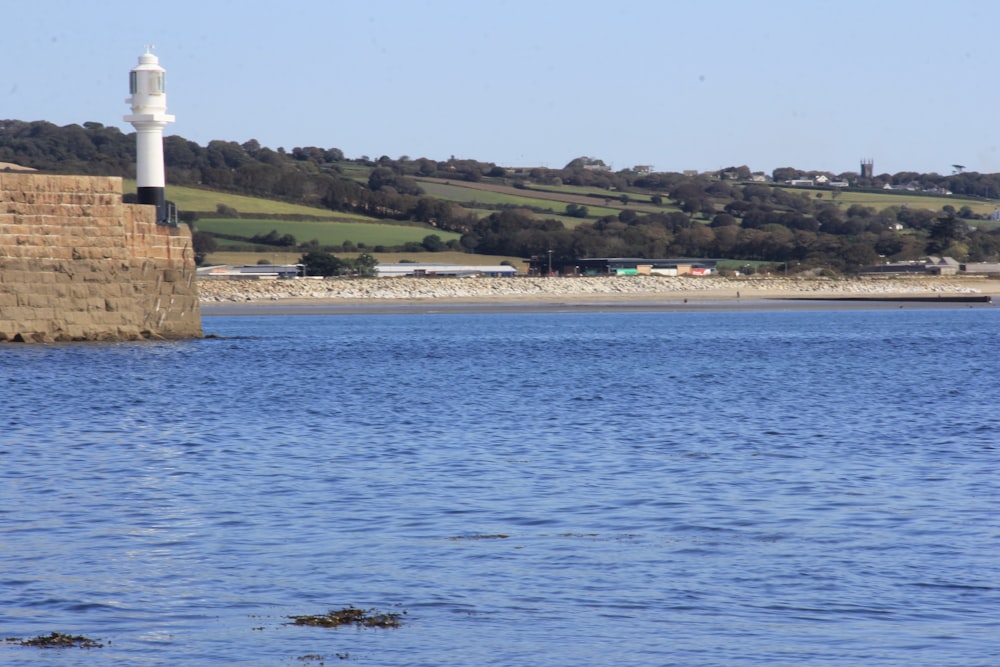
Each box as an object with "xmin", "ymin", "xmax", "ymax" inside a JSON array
[{"xmin": 2, "ymin": 309, "xmax": 999, "ymax": 665}]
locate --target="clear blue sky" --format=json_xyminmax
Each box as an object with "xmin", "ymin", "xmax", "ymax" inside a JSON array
[{"xmin": 4, "ymin": 0, "xmax": 998, "ymax": 176}]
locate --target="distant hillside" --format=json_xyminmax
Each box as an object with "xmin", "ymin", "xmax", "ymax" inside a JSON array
[{"xmin": 4, "ymin": 119, "xmax": 1000, "ymax": 272}]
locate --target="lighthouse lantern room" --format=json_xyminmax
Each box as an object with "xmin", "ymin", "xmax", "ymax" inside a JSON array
[{"xmin": 124, "ymin": 47, "xmax": 175, "ymax": 225}]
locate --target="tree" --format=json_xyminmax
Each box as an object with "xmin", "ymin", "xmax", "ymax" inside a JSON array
[
  {"xmin": 927, "ymin": 216, "xmax": 966, "ymax": 255},
  {"xmin": 840, "ymin": 241, "xmax": 879, "ymax": 270},
  {"xmin": 216, "ymin": 203, "xmax": 239, "ymax": 217},
  {"xmin": 710, "ymin": 213, "xmax": 738, "ymax": 228},
  {"xmin": 422, "ymin": 234, "xmax": 444, "ymax": 251},
  {"xmin": 367, "ymin": 167, "xmax": 395, "ymax": 192},
  {"xmin": 846, "ymin": 204, "xmax": 874, "ymax": 219},
  {"xmin": 618, "ymin": 209, "xmax": 639, "ymax": 225},
  {"xmin": 741, "ymin": 183, "xmax": 771, "ymax": 203},
  {"xmin": 720, "ymin": 165, "xmax": 752, "ymax": 180},
  {"xmin": 250, "ymin": 229, "xmax": 296, "ymax": 247},
  {"xmin": 352, "ymin": 253, "xmax": 378, "ymax": 277},
  {"xmin": 772, "ymin": 167, "xmax": 803, "ymax": 182},
  {"xmin": 300, "ymin": 250, "xmax": 346, "ymax": 277},
  {"xmin": 191, "ymin": 231, "xmax": 217, "ymax": 265},
  {"xmin": 816, "ymin": 206, "xmax": 844, "ymax": 234}
]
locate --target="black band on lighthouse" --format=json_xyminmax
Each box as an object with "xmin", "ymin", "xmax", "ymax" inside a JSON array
[{"xmin": 137, "ymin": 186, "xmax": 168, "ymax": 225}]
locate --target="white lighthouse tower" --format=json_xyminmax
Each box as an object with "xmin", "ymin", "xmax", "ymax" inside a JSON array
[{"xmin": 124, "ymin": 47, "xmax": 175, "ymax": 225}]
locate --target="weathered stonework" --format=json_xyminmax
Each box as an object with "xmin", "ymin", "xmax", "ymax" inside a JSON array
[{"xmin": 0, "ymin": 174, "xmax": 201, "ymax": 342}]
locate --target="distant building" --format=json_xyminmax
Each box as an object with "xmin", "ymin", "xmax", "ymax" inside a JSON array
[
  {"xmin": 961, "ymin": 262, "xmax": 1000, "ymax": 274},
  {"xmin": 573, "ymin": 257, "xmax": 717, "ymax": 276},
  {"xmin": 375, "ymin": 263, "xmax": 517, "ymax": 278},
  {"xmin": 197, "ymin": 264, "xmax": 304, "ymax": 279},
  {"xmin": 925, "ymin": 256, "xmax": 961, "ymax": 275},
  {"xmin": 860, "ymin": 256, "xmax": 960, "ymax": 276},
  {"xmin": 860, "ymin": 159, "xmax": 874, "ymax": 179}
]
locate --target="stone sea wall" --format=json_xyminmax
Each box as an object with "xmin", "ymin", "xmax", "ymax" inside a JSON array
[
  {"xmin": 0, "ymin": 173, "xmax": 201, "ymax": 342},
  {"xmin": 198, "ymin": 274, "xmax": 987, "ymax": 303}
]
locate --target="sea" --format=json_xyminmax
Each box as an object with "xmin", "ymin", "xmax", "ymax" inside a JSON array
[{"xmin": 2, "ymin": 305, "xmax": 999, "ymax": 666}]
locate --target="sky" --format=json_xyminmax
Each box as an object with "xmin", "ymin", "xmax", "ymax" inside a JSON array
[{"xmin": 3, "ymin": 0, "xmax": 999, "ymax": 176}]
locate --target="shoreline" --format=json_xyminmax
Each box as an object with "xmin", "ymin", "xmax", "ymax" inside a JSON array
[{"xmin": 198, "ymin": 275, "xmax": 1000, "ymax": 316}]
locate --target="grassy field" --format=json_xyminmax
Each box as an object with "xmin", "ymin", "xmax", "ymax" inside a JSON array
[
  {"xmin": 416, "ymin": 181, "xmax": 619, "ymax": 225},
  {"xmin": 418, "ymin": 180, "xmax": 564, "ymax": 211},
  {"xmin": 207, "ymin": 250, "xmax": 529, "ymax": 271},
  {"xmin": 523, "ymin": 182, "xmax": 662, "ymax": 205},
  {"xmin": 195, "ymin": 218, "xmax": 460, "ymax": 248},
  {"xmin": 140, "ymin": 174, "xmax": 1000, "ymax": 266},
  {"xmin": 337, "ymin": 163, "xmax": 373, "ymax": 184},
  {"xmin": 126, "ymin": 180, "xmax": 345, "ymax": 217},
  {"xmin": 822, "ymin": 189, "xmax": 997, "ymax": 215},
  {"xmin": 149, "ymin": 174, "xmax": 1000, "ymax": 221},
  {"xmin": 416, "ymin": 178, "xmax": 670, "ymax": 219}
]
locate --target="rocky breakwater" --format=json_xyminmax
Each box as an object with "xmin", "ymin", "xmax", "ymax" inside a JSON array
[{"xmin": 198, "ymin": 275, "xmax": 987, "ymax": 304}]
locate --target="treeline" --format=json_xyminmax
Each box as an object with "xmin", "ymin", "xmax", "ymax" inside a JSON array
[
  {"xmin": 0, "ymin": 119, "xmax": 485, "ymax": 231},
  {"xmin": 458, "ymin": 177, "xmax": 1000, "ymax": 272},
  {"xmin": 4, "ymin": 119, "xmax": 997, "ymax": 200},
  {"xmin": 4, "ymin": 119, "xmax": 1000, "ymax": 271},
  {"xmin": 462, "ymin": 207, "xmax": 1000, "ymax": 274}
]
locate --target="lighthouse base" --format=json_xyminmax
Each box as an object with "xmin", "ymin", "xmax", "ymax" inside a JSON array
[{"xmin": 137, "ymin": 186, "xmax": 173, "ymax": 226}]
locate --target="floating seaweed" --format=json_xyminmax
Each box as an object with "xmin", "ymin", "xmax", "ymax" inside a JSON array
[
  {"xmin": 7, "ymin": 632, "xmax": 103, "ymax": 649},
  {"xmin": 288, "ymin": 607, "xmax": 403, "ymax": 629}
]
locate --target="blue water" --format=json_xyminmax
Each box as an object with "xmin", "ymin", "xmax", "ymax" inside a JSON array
[{"xmin": 2, "ymin": 308, "xmax": 1000, "ymax": 665}]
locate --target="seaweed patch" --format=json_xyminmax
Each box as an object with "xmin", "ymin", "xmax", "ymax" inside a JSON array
[
  {"xmin": 287, "ymin": 607, "xmax": 404, "ymax": 629},
  {"xmin": 5, "ymin": 632, "xmax": 104, "ymax": 649}
]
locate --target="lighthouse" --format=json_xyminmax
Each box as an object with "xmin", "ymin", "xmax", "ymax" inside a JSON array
[{"xmin": 124, "ymin": 47, "xmax": 175, "ymax": 225}]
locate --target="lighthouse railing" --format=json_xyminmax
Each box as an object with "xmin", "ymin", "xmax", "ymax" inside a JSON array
[{"xmin": 164, "ymin": 201, "xmax": 179, "ymax": 227}]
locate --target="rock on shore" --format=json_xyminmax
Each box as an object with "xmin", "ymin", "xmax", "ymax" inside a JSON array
[{"xmin": 197, "ymin": 275, "xmax": 987, "ymax": 303}]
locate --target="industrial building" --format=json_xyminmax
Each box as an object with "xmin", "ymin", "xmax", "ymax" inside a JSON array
[
  {"xmin": 374, "ymin": 263, "xmax": 518, "ymax": 278},
  {"xmin": 571, "ymin": 258, "xmax": 718, "ymax": 276},
  {"xmin": 197, "ymin": 264, "xmax": 304, "ymax": 279}
]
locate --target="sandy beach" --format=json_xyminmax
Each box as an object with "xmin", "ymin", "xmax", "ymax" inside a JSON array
[{"xmin": 198, "ymin": 275, "xmax": 999, "ymax": 315}]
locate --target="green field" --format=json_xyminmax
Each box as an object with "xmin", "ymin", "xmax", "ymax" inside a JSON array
[
  {"xmin": 133, "ymin": 173, "xmax": 1000, "ymax": 265},
  {"xmin": 417, "ymin": 181, "xmax": 564, "ymax": 211},
  {"xmin": 523, "ymin": 182, "xmax": 661, "ymax": 205},
  {"xmin": 822, "ymin": 190, "xmax": 997, "ymax": 215},
  {"xmin": 126, "ymin": 180, "xmax": 346, "ymax": 217},
  {"xmin": 336, "ymin": 163, "xmax": 373, "ymax": 184},
  {"xmin": 207, "ymin": 250, "xmax": 529, "ymax": 271},
  {"xmin": 195, "ymin": 218, "xmax": 460, "ymax": 248},
  {"xmin": 416, "ymin": 179, "xmax": 660, "ymax": 221}
]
